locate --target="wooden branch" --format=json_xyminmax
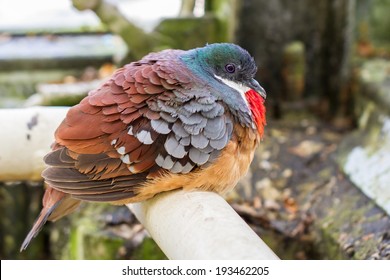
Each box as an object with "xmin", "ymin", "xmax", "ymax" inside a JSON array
[{"xmin": 129, "ymin": 190, "xmax": 279, "ymax": 260}]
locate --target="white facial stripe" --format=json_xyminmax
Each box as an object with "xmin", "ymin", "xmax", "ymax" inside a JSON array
[{"xmin": 214, "ymin": 75, "xmax": 250, "ymax": 106}]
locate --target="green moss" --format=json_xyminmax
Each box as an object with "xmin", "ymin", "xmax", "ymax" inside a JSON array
[
  {"xmin": 52, "ymin": 203, "xmax": 127, "ymax": 260},
  {"xmin": 132, "ymin": 238, "xmax": 167, "ymax": 260},
  {"xmin": 260, "ymin": 232, "xmax": 296, "ymax": 259},
  {"xmin": 205, "ymin": 0, "xmax": 237, "ymax": 42},
  {"xmin": 41, "ymin": 93, "xmax": 86, "ymax": 106},
  {"xmin": 315, "ymin": 227, "xmax": 345, "ymax": 259},
  {"xmin": 0, "ymin": 70, "xmax": 83, "ymax": 100},
  {"xmin": 317, "ymin": 168, "xmax": 332, "ymax": 180},
  {"xmin": 82, "ymin": 231, "xmax": 124, "ymax": 260},
  {"xmin": 156, "ymin": 16, "xmax": 219, "ymax": 50},
  {"xmin": 69, "ymin": 224, "xmax": 84, "ymax": 259},
  {"xmin": 356, "ymin": 0, "xmax": 390, "ymax": 45},
  {"xmin": 0, "ymin": 183, "xmax": 47, "ymax": 259},
  {"xmin": 354, "ymin": 238, "xmax": 379, "ymax": 259},
  {"xmin": 282, "ymin": 41, "xmax": 306, "ymax": 100},
  {"xmin": 67, "ymin": 223, "xmax": 124, "ymax": 260},
  {"xmin": 284, "ymin": 42, "xmax": 306, "ymax": 74},
  {"xmin": 315, "ymin": 195, "xmax": 379, "ymax": 259},
  {"xmin": 369, "ymin": 0, "xmax": 390, "ymax": 44}
]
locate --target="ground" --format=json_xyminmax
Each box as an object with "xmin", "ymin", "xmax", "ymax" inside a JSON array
[{"xmin": 229, "ymin": 107, "xmax": 390, "ymax": 259}]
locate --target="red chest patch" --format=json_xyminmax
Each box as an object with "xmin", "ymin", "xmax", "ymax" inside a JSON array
[{"xmin": 245, "ymin": 89, "xmax": 266, "ymax": 137}]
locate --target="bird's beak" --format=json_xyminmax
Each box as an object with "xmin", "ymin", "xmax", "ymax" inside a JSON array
[{"xmin": 247, "ymin": 78, "xmax": 266, "ymax": 99}]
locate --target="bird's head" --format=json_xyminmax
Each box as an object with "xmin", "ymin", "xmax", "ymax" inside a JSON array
[{"xmin": 181, "ymin": 43, "xmax": 266, "ymax": 134}]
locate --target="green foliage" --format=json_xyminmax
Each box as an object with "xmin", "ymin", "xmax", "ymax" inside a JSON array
[{"xmin": 357, "ymin": 0, "xmax": 390, "ymax": 45}]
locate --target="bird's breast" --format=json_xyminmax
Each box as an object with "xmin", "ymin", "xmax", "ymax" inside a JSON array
[{"xmin": 196, "ymin": 124, "xmax": 260, "ymax": 194}]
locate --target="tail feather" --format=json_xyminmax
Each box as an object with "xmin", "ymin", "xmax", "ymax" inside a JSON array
[
  {"xmin": 20, "ymin": 199, "xmax": 63, "ymax": 252},
  {"xmin": 20, "ymin": 187, "xmax": 81, "ymax": 252}
]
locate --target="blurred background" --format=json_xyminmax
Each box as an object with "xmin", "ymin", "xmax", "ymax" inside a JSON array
[{"xmin": 0, "ymin": 0, "xmax": 389, "ymax": 260}]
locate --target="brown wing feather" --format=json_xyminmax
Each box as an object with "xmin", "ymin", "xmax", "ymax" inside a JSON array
[{"xmin": 43, "ymin": 60, "xmax": 179, "ymax": 201}]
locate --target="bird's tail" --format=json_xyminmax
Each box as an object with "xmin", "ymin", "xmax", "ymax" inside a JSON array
[
  {"xmin": 20, "ymin": 187, "xmax": 80, "ymax": 251},
  {"xmin": 20, "ymin": 198, "xmax": 63, "ymax": 251}
]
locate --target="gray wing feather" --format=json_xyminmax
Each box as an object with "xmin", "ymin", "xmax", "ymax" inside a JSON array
[
  {"xmin": 191, "ymin": 133, "xmax": 209, "ymax": 149},
  {"xmin": 204, "ymin": 117, "xmax": 225, "ymax": 139},
  {"xmin": 183, "ymin": 118, "xmax": 207, "ymax": 135},
  {"xmin": 201, "ymin": 103, "xmax": 224, "ymax": 118},
  {"xmin": 151, "ymin": 119, "xmax": 171, "ymax": 134},
  {"xmin": 172, "ymin": 121, "xmax": 190, "ymax": 138},
  {"xmin": 179, "ymin": 113, "xmax": 205, "ymax": 125},
  {"xmin": 161, "ymin": 155, "xmax": 175, "ymax": 169},
  {"xmin": 150, "ymin": 73, "xmax": 233, "ymax": 173},
  {"xmin": 179, "ymin": 136, "xmax": 191, "ymax": 146},
  {"xmin": 189, "ymin": 147, "xmax": 210, "ymax": 165},
  {"xmin": 164, "ymin": 134, "xmax": 187, "ymax": 158},
  {"xmin": 209, "ymin": 129, "xmax": 229, "ymax": 150}
]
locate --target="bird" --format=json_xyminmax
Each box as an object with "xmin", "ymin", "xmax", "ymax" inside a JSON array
[{"xmin": 20, "ymin": 43, "xmax": 266, "ymax": 251}]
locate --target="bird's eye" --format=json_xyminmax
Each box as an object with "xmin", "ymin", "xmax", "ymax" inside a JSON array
[{"xmin": 225, "ymin": 64, "xmax": 236, "ymax": 73}]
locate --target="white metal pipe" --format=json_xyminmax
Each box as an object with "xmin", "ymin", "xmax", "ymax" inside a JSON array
[
  {"xmin": 0, "ymin": 107, "xmax": 68, "ymax": 181},
  {"xmin": 0, "ymin": 106, "xmax": 279, "ymax": 259},
  {"xmin": 129, "ymin": 190, "xmax": 279, "ymax": 260}
]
